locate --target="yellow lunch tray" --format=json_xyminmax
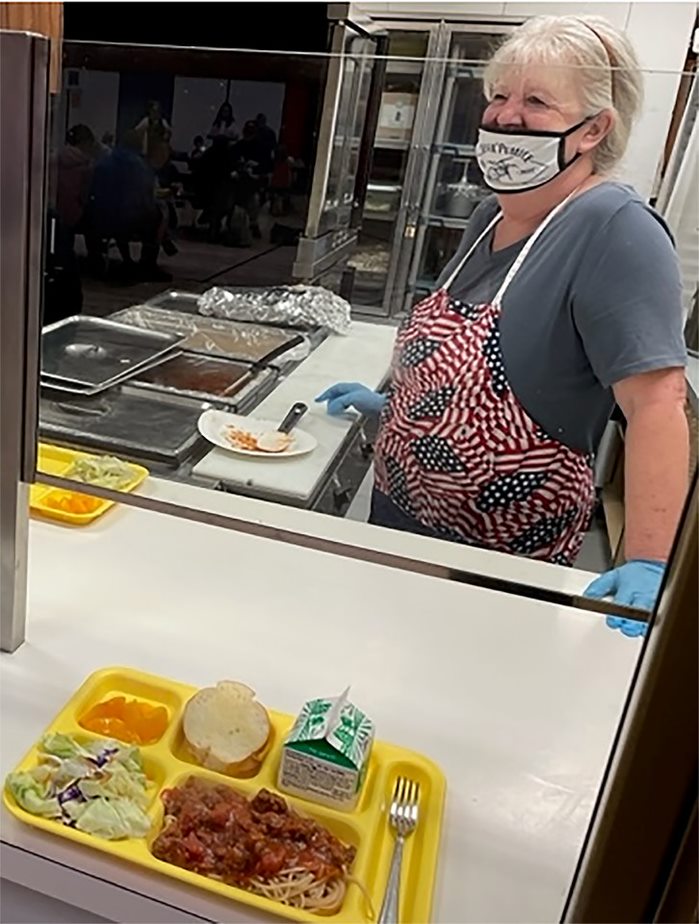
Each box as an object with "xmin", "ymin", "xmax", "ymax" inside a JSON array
[
  {"xmin": 4, "ymin": 666, "xmax": 446, "ymax": 923},
  {"xmin": 30, "ymin": 444, "xmax": 148, "ymax": 526}
]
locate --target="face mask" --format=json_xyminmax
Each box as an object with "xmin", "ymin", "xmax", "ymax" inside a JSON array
[{"xmin": 475, "ymin": 118, "xmax": 590, "ymax": 193}]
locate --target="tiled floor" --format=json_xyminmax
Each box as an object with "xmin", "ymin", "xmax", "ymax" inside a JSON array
[{"xmin": 79, "ymin": 207, "xmax": 304, "ymax": 318}]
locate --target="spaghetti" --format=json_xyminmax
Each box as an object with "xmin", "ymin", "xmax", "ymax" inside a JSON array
[{"xmin": 151, "ymin": 778, "xmax": 355, "ymax": 914}]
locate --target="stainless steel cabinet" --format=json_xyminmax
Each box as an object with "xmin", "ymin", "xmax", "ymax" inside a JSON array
[
  {"xmin": 348, "ymin": 29, "xmax": 430, "ymax": 315},
  {"xmin": 293, "ymin": 22, "xmax": 378, "ymax": 287},
  {"xmin": 402, "ymin": 27, "xmax": 510, "ymax": 314},
  {"xmin": 319, "ymin": 21, "xmax": 514, "ymax": 317}
]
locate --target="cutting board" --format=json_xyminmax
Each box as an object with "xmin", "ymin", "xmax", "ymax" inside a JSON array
[{"xmin": 192, "ymin": 322, "xmax": 395, "ymax": 502}]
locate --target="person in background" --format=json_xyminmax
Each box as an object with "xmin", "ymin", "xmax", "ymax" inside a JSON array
[
  {"xmin": 190, "ymin": 134, "xmax": 207, "ymax": 164},
  {"xmin": 317, "ymin": 15, "xmax": 689, "ymax": 637},
  {"xmin": 48, "ymin": 124, "xmax": 103, "ymax": 321},
  {"xmin": 230, "ymin": 121, "xmax": 269, "ymax": 238},
  {"xmin": 87, "ymin": 129, "xmax": 171, "ymax": 281},
  {"xmin": 255, "ymin": 112, "xmax": 277, "ymax": 162},
  {"xmin": 149, "ymin": 140, "xmax": 181, "ymax": 255},
  {"xmin": 208, "ymin": 102, "xmax": 238, "ymax": 143},
  {"xmin": 269, "ymin": 143, "xmax": 293, "ymax": 216},
  {"xmin": 134, "ymin": 100, "xmax": 172, "ymax": 161},
  {"xmin": 56, "ymin": 124, "xmax": 101, "ymax": 232}
]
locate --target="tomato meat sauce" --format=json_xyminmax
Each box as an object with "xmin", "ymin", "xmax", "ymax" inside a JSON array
[{"xmin": 152, "ymin": 777, "xmax": 356, "ymax": 885}]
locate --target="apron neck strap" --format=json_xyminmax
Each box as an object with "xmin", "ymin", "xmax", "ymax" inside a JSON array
[
  {"xmin": 442, "ymin": 212, "xmax": 502, "ymax": 292},
  {"xmin": 492, "ymin": 187, "xmax": 580, "ymax": 304}
]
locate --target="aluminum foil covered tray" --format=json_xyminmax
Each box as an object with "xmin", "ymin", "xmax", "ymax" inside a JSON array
[
  {"xmin": 197, "ymin": 285, "xmax": 352, "ymax": 335},
  {"xmin": 111, "ymin": 305, "xmax": 306, "ymax": 364}
]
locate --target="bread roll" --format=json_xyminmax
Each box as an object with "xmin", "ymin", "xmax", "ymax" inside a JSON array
[{"xmin": 183, "ymin": 681, "xmax": 270, "ymax": 776}]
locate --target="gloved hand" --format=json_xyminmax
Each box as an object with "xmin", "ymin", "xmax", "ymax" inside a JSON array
[
  {"xmin": 315, "ymin": 383, "xmax": 387, "ymax": 417},
  {"xmin": 584, "ymin": 559, "xmax": 665, "ymax": 638}
]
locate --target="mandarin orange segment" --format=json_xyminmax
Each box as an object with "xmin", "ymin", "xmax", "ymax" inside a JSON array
[{"xmin": 78, "ymin": 696, "xmax": 168, "ymax": 745}]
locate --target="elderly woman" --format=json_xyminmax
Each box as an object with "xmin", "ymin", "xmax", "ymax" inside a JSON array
[{"xmin": 318, "ymin": 15, "xmax": 689, "ymax": 636}]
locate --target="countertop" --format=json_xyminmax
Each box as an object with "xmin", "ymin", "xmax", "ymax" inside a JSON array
[
  {"xmin": 141, "ymin": 472, "xmax": 603, "ymax": 597},
  {"xmin": 192, "ymin": 321, "xmax": 396, "ymax": 502},
  {"xmin": 0, "ymin": 499, "xmax": 640, "ymax": 923}
]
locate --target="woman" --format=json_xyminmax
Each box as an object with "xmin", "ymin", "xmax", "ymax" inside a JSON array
[
  {"xmin": 208, "ymin": 102, "xmax": 239, "ymax": 142},
  {"xmin": 134, "ymin": 100, "xmax": 172, "ymax": 161},
  {"xmin": 317, "ymin": 16, "xmax": 689, "ymax": 636}
]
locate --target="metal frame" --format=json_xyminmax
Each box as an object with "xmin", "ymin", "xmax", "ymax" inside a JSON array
[
  {"xmin": 382, "ymin": 23, "xmax": 451, "ymax": 316},
  {"xmin": 401, "ymin": 22, "xmax": 514, "ymax": 315},
  {"xmin": 0, "ymin": 31, "xmax": 49, "ymax": 653},
  {"xmin": 300, "ymin": 23, "xmax": 376, "ymax": 241},
  {"xmin": 562, "ymin": 472, "xmax": 698, "ymax": 922},
  {"xmin": 348, "ymin": 19, "xmax": 515, "ymax": 318}
]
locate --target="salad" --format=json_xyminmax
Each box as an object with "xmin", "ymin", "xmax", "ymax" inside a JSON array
[
  {"xmin": 65, "ymin": 456, "xmax": 135, "ymax": 491},
  {"xmin": 6, "ymin": 733, "xmax": 152, "ymax": 840}
]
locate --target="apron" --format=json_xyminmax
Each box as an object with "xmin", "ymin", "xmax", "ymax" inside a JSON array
[{"xmin": 373, "ymin": 191, "xmax": 596, "ymax": 565}]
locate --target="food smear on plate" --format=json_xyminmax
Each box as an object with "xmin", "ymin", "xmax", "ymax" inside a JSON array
[
  {"xmin": 278, "ymin": 688, "xmax": 375, "ymax": 811},
  {"xmin": 183, "ymin": 681, "xmax": 270, "ymax": 777},
  {"xmin": 79, "ymin": 696, "xmax": 168, "ymax": 745},
  {"xmin": 152, "ymin": 777, "xmax": 356, "ymax": 913},
  {"xmin": 43, "ymin": 490, "xmax": 103, "ymax": 515},
  {"xmin": 225, "ymin": 426, "xmax": 293, "ymax": 454},
  {"xmin": 64, "ymin": 455, "xmax": 135, "ymax": 490},
  {"xmin": 5, "ymin": 733, "xmax": 152, "ymax": 840}
]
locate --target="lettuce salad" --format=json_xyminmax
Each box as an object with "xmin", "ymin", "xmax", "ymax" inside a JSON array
[{"xmin": 6, "ymin": 733, "xmax": 152, "ymax": 840}]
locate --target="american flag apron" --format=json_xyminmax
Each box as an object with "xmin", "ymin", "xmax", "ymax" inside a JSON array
[{"xmin": 373, "ymin": 191, "xmax": 596, "ymax": 564}]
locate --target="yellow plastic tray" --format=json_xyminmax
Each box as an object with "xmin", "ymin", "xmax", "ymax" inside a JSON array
[
  {"xmin": 4, "ymin": 667, "xmax": 446, "ymax": 923},
  {"xmin": 30, "ymin": 444, "xmax": 148, "ymax": 526}
]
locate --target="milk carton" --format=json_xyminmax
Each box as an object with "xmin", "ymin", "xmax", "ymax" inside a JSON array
[{"xmin": 278, "ymin": 688, "xmax": 374, "ymax": 811}]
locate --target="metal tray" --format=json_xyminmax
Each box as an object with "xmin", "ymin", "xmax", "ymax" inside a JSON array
[
  {"xmin": 41, "ymin": 316, "xmax": 183, "ymax": 389},
  {"xmin": 38, "ymin": 388, "xmax": 205, "ymax": 466},
  {"xmin": 144, "ymin": 289, "xmax": 201, "ymax": 314},
  {"xmin": 133, "ymin": 353, "xmax": 278, "ymax": 410},
  {"xmin": 111, "ymin": 305, "xmax": 304, "ymax": 365}
]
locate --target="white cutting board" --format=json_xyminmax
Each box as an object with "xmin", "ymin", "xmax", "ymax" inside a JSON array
[{"xmin": 192, "ymin": 321, "xmax": 396, "ymax": 503}]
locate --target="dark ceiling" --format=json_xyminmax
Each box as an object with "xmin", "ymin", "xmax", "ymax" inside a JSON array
[{"xmin": 63, "ymin": 2, "xmax": 331, "ymax": 53}]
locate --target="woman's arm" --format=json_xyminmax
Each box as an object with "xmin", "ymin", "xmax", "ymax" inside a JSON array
[{"xmin": 613, "ymin": 367, "xmax": 689, "ymax": 561}]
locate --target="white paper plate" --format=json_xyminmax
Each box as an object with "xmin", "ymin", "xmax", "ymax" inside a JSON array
[{"xmin": 197, "ymin": 409, "xmax": 317, "ymax": 459}]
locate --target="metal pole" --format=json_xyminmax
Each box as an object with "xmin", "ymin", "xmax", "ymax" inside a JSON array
[{"xmin": 0, "ymin": 31, "xmax": 49, "ymax": 652}]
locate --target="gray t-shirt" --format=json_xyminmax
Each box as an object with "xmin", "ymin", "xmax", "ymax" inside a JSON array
[{"xmin": 436, "ymin": 182, "xmax": 687, "ymax": 453}]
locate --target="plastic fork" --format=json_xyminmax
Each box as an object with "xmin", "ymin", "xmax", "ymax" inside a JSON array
[{"xmin": 377, "ymin": 776, "xmax": 420, "ymax": 923}]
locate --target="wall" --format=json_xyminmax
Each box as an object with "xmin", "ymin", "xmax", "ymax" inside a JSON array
[
  {"xmin": 620, "ymin": 3, "xmax": 695, "ymax": 197},
  {"xmin": 349, "ymin": 1, "xmax": 696, "ymax": 198},
  {"xmin": 59, "ymin": 70, "xmax": 285, "ymax": 153},
  {"xmin": 170, "ymin": 76, "xmax": 284, "ymax": 151},
  {"xmin": 62, "ymin": 69, "xmax": 119, "ymax": 143}
]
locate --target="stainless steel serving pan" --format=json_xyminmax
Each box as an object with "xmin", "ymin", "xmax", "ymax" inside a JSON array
[
  {"xmin": 38, "ymin": 387, "xmax": 206, "ymax": 466},
  {"xmin": 41, "ymin": 316, "xmax": 184, "ymax": 390}
]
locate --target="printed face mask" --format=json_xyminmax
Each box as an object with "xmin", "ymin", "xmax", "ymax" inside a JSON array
[{"xmin": 475, "ymin": 119, "xmax": 590, "ymax": 192}]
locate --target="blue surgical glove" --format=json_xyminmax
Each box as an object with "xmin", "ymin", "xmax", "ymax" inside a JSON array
[
  {"xmin": 584, "ymin": 559, "xmax": 665, "ymax": 638},
  {"xmin": 315, "ymin": 382, "xmax": 387, "ymax": 417}
]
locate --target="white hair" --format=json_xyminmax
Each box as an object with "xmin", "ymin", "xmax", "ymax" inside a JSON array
[{"xmin": 483, "ymin": 15, "xmax": 644, "ymax": 173}]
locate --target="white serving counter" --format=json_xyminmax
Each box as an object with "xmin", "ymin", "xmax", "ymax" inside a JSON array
[
  {"xmin": 192, "ymin": 321, "xmax": 396, "ymax": 504},
  {"xmin": 0, "ymin": 501, "xmax": 640, "ymax": 923}
]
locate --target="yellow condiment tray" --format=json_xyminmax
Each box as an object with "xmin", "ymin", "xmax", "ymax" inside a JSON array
[
  {"xmin": 30, "ymin": 444, "xmax": 148, "ymax": 526},
  {"xmin": 4, "ymin": 667, "xmax": 446, "ymax": 923}
]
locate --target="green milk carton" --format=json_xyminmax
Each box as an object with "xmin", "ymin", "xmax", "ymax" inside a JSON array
[{"xmin": 278, "ymin": 687, "xmax": 375, "ymax": 811}]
